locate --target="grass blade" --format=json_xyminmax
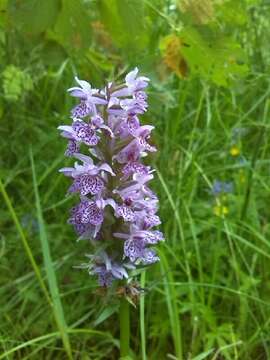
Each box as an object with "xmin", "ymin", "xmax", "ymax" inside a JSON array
[
  {"xmin": 0, "ymin": 178, "xmax": 51, "ymax": 305},
  {"xmin": 0, "ymin": 328, "xmax": 115, "ymax": 359},
  {"xmin": 160, "ymin": 251, "xmax": 183, "ymax": 360},
  {"xmin": 30, "ymin": 150, "xmax": 72, "ymax": 359}
]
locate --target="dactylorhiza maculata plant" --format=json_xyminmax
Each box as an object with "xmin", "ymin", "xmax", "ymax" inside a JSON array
[{"xmin": 58, "ymin": 68, "xmax": 164, "ymax": 288}]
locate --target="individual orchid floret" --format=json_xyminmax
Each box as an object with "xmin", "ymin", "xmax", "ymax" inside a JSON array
[
  {"xmin": 58, "ymin": 120, "xmax": 99, "ymax": 157},
  {"xmin": 58, "ymin": 68, "xmax": 164, "ymax": 287},
  {"xmin": 82, "ymin": 251, "xmax": 135, "ymax": 287},
  {"xmin": 111, "ymin": 67, "xmax": 150, "ymax": 98},
  {"xmin": 114, "ymin": 226, "xmax": 164, "ymax": 264},
  {"xmin": 59, "ymin": 154, "xmax": 115, "ymax": 196},
  {"xmin": 68, "ymin": 77, "xmax": 107, "ymax": 117}
]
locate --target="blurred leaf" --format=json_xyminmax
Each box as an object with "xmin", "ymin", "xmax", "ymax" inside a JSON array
[
  {"xmin": 180, "ymin": 27, "xmax": 248, "ymax": 86},
  {"xmin": 53, "ymin": 0, "xmax": 91, "ymax": 52},
  {"xmin": 216, "ymin": 0, "xmax": 248, "ymax": 26},
  {"xmin": 179, "ymin": 0, "xmax": 248, "ymax": 26},
  {"xmin": 41, "ymin": 40, "xmax": 67, "ymax": 66},
  {"xmin": 99, "ymin": 0, "xmax": 149, "ymax": 57},
  {"xmin": 8, "ymin": 0, "xmax": 61, "ymax": 35}
]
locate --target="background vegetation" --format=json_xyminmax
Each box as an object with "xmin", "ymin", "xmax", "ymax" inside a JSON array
[{"xmin": 1, "ymin": 0, "xmax": 270, "ymax": 359}]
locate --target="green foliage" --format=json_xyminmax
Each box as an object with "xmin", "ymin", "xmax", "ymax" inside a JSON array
[
  {"xmin": 98, "ymin": 0, "xmax": 149, "ymax": 57},
  {"xmin": 216, "ymin": 0, "xmax": 248, "ymax": 25},
  {"xmin": 2, "ymin": 65, "xmax": 33, "ymax": 101},
  {"xmin": 1, "ymin": 0, "xmax": 270, "ymax": 359},
  {"xmin": 52, "ymin": 0, "xmax": 92, "ymax": 53},
  {"xmin": 160, "ymin": 0, "xmax": 251, "ymax": 85},
  {"xmin": 8, "ymin": 0, "xmax": 61, "ymax": 35},
  {"xmin": 180, "ymin": 27, "xmax": 248, "ymax": 86}
]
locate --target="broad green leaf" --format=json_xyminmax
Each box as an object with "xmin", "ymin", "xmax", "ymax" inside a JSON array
[
  {"xmin": 41, "ymin": 40, "xmax": 67, "ymax": 66},
  {"xmin": 8, "ymin": 0, "xmax": 61, "ymax": 35},
  {"xmin": 53, "ymin": 0, "xmax": 91, "ymax": 52},
  {"xmin": 179, "ymin": 27, "xmax": 248, "ymax": 86},
  {"xmin": 99, "ymin": 0, "xmax": 149, "ymax": 57},
  {"xmin": 116, "ymin": 0, "xmax": 148, "ymax": 49}
]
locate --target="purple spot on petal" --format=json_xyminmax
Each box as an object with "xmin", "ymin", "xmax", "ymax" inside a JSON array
[
  {"xmin": 65, "ymin": 140, "xmax": 80, "ymax": 156},
  {"xmin": 71, "ymin": 101, "xmax": 92, "ymax": 118},
  {"xmin": 115, "ymin": 205, "xmax": 135, "ymax": 222}
]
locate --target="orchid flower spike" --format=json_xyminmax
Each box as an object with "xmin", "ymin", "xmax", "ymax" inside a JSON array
[{"xmin": 58, "ymin": 68, "xmax": 164, "ymax": 287}]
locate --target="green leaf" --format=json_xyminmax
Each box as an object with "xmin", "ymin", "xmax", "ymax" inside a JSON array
[
  {"xmin": 8, "ymin": 0, "xmax": 61, "ymax": 35},
  {"xmin": 180, "ymin": 27, "xmax": 248, "ymax": 86},
  {"xmin": 53, "ymin": 0, "xmax": 92, "ymax": 52},
  {"xmin": 41, "ymin": 40, "xmax": 67, "ymax": 66},
  {"xmin": 99, "ymin": 0, "xmax": 149, "ymax": 57},
  {"xmin": 217, "ymin": 0, "xmax": 248, "ymax": 26}
]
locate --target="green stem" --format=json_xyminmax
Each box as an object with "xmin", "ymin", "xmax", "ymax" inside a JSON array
[
  {"xmin": 240, "ymin": 126, "xmax": 265, "ymax": 221},
  {"xmin": 120, "ymin": 297, "xmax": 130, "ymax": 358},
  {"xmin": 140, "ymin": 271, "xmax": 147, "ymax": 360}
]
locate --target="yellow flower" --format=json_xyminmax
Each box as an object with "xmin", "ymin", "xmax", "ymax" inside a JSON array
[
  {"xmin": 230, "ymin": 145, "xmax": 240, "ymax": 157},
  {"xmin": 213, "ymin": 205, "xmax": 229, "ymax": 217}
]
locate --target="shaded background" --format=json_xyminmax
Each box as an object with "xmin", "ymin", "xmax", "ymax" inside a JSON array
[{"xmin": 1, "ymin": 0, "xmax": 270, "ymax": 359}]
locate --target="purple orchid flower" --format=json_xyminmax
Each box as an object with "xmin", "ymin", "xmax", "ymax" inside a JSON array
[
  {"xmin": 114, "ymin": 225, "xmax": 164, "ymax": 264},
  {"xmin": 111, "ymin": 67, "xmax": 150, "ymax": 97},
  {"xmin": 78, "ymin": 251, "xmax": 135, "ymax": 287},
  {"xmin": 68, "ymin": 77, "xmax": 107, "ymax": 117},
  {"xmin": 58, "ymin": 68, "xmax": 164, "ymax": 287}
]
